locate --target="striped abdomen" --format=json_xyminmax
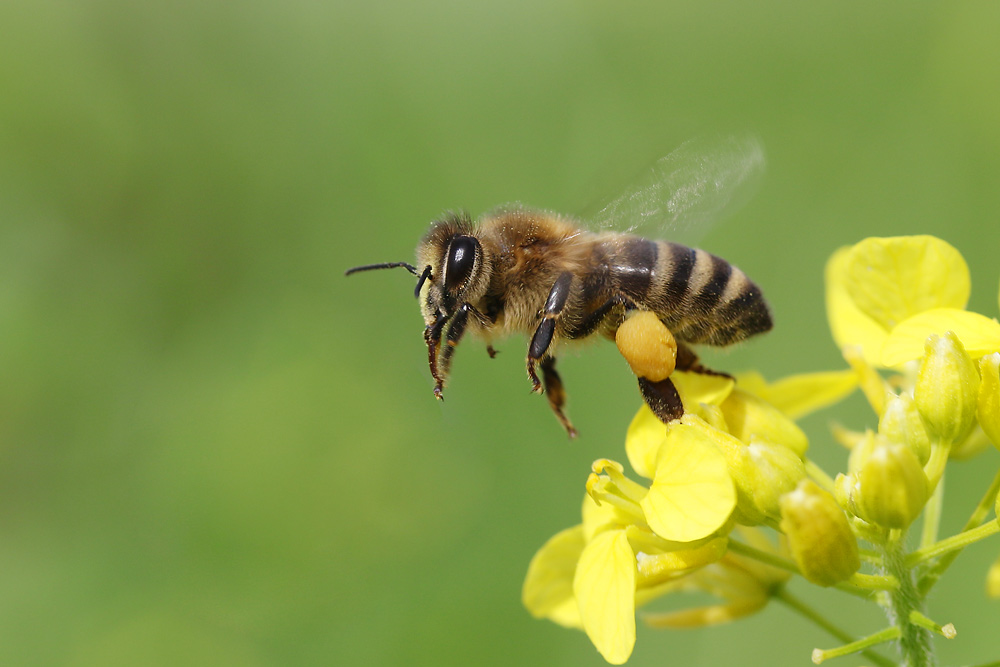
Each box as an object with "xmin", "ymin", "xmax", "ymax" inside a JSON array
[{"xmin": 602, "ymin": 236, "xmax": 772, "ymax": 345}]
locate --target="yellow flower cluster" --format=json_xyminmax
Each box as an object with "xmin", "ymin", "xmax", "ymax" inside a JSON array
[
  {"xmin": 522, "ymin": 370, "xmax": 856, "ymax": 663},
  {"xmin": 523, "ymin": 235, "xmax": 1000, "ymax": 665}
]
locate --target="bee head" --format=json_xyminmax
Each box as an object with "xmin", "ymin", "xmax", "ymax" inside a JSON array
[{"xmin": 416, "ymin": 213, "xmax": 491, "ymax": 323}]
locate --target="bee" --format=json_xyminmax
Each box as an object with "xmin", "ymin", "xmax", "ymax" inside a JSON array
[
  {"xmin": 347, "ymin": 138, "xmax": 773, "ymax": 436},
  {"xmin": 346, "ymin": 206, "xmax": 771, "ymax": 436}
]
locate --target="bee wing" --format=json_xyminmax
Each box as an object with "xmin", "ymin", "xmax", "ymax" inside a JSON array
[{"xmin": 590, "ymin": 134, "xmax": 766, "ymax": 239}]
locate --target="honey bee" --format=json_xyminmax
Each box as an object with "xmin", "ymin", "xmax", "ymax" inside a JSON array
[{"xmin": 347, "ymin": 140, "xmax": 773, "ymax": 436}]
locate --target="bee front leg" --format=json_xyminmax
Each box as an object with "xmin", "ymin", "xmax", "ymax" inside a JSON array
[
  {"xmin": 526, "ymin": 271, "xmax": 573, "ymax": 393},
  {"xmin": 424, "ymin": 313, "xmax": 448, "ymax": 399},
  {"xmin": 435, "ymin": 304, "xmax": 472, "ymax": 397},
  {"xmin": 539, "ymin": 357, "xmax": 577, "ymax": 438}
]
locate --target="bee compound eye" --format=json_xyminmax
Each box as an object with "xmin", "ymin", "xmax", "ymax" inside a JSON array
[{"xmin": 444, "ymin": 235, "xmax": 479, "ymax": 292}]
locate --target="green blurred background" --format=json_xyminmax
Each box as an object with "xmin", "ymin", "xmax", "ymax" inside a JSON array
[{"xmin": 2, "ymin": 0, "xmax": 999, "ymax": 665}]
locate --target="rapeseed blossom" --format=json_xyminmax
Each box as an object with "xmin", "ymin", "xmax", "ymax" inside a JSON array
[{"xmin": 524, "ymin": 236, "xmax": 1000, "ymax": 666}]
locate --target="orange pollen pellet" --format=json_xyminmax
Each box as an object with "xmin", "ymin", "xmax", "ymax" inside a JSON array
[{"xmin": 615, "ymin": 311, "xmax": 677, "ymax": 382}]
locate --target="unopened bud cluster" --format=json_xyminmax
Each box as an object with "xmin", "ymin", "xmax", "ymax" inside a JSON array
[{"xmin": 833, "ymin": 331, "xmax": 988, "ymax": 533}]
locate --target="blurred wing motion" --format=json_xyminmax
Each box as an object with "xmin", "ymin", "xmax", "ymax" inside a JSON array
[{"xmin": 592, "ymin": 134, "xmax": 766, "ymax": 237}]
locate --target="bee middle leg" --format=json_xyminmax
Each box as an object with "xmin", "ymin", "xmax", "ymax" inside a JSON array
[
  {"xmin": 526, "ymin": 271, "xmax": 574, "ymax": 392},
  {"xmin": 539, "ymin": 356, "xmax": 577, "ymax": 438}
]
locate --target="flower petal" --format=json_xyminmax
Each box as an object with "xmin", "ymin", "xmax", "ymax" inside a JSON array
[
  {"xmin": 641, "ymin": 421, "xmax": 736, "ymax": 541},
  {"xmin": 523, "ymin": 525, "xmax": 586, "ymax": 628},
  {"xmin": 843, "ymin": 236, "xmax": 970, "ymax": 331},
  {"xmin": 626, "ymin": 405, "xmax": 666, "ymax": 480},
  {"xmin": 737, "ymin": 370, "xmax": 858, "ymax": 420},
  {"xmin": 672, "ymin": 370, "xmax": 735, "ymax": 407},
  {"xmin": 881, "ymin": 308, "xmax": 1000, "ymax": 366},
  {"xmin": 642, "ymin": 597, "xmax": 767, "ymax": 628},
  {"xmin": 574, "ymin": 530, "xmax": 636, "ymax": 665},
  {"xmin": 826, "ymin": 246, "xmax": 891, "ymax": 363},
  {"xmin": 633, "ymin": 535, "xmax": 729, "ymax": 588}
]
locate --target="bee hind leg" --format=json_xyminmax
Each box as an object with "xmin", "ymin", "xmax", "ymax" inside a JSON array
[
  {"xmin": 675, "ymin": 342, "xmax": 733, "ymax": 379},
  {"xmin": 637, "ymin": 376, "xmax": 685, "ymax": 424},
  {"xmin": 540, "ymin": 357, "xmax": 577, "ymax": 438}
]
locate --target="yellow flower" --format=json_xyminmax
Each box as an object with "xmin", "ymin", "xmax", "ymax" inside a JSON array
[
  {"xmin": 826, "ymin": 236, "xmax": 971, "ymax": 366},
  {"xmin": 524, "ymin": 434, "xmax": 737, "ymax": 663}
]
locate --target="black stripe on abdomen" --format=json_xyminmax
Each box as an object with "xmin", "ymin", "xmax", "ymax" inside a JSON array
[
  {"xmin": 689, "ymin": 253, "xmax": 733, "ymax": 314},
  {"xmin": 611, "ymin": 238, "xmax": 658, "ymax": 300}
]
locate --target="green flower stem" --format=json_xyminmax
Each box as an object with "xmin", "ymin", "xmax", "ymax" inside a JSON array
[
  {"xmin": 857, "ymin": 547, "xmax": 881, "ymax": 563},
  {"xmin": 881, "ymin": 538, "xmax": 933, "ymax": 667},
  {"xmin": 922, "ymin": 440, "xmax": 951, "ymax": 491},
  {"xmin": 774, "ymin": 588, "xmax": 896, "ymax": 667},
  {"xmin": 908, "ymin": 611, "xmax": 956, "ymax": 639},
  {"xmin": 727, "ymin": 540, "xmax": 886, "ymax": 598},
  {"xmin": 847, "ymin": 572, "xmax": 899, "ymax": 591},
  {"xmin": 906, "ymin": 520, "xmax": 1000, "ymax": 568},
  {"xmin": 726, "ymin": 539, "xmax": 799, "ymax": 575},
  {"xmin": 919, "ymin": 474, "xmax": 945, "ymax": 550},
  {"xmin": 832, "ymin": 581, "xmax": 880, "ymax": 601},
  {"xmin": 810, "ymin": 625, "xmax": 901, "ymax": 665},
  {"xmin": 805, "ymin": 459, "xmax": 837, "ymax": 494},
  {"xmin": 919, "ymin": 466, "xmax": 1000, "ymax": 595}
]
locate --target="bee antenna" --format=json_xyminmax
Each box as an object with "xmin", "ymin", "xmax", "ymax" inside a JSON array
[
  {"xmin": 344, "ymin": 262, "xmax": 418, "ymax": 276},
  {"xmin": 414, "ymin": 265, "xmax": 433, "ymax": 299}
]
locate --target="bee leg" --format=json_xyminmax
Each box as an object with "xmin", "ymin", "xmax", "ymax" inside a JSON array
[
  {"xmin": 675, "ymin": 342, "xmax": 733, "ymax": 379},
  {"xmin": 526, "ymin": 271, "xmax": 574, "ymax": 393},
  {"xmin": 435, "ymin": 305, "xmax": 472, "ymax": 396},
  {"xmin": 540, "ymin": 357, "xmax": 577, "ymax": 438},
  {"xmin": 637, "ymin": 376, "xmax": 685, "ymax": 424},
  {"xmin": 486, "ymin": 345, "xmax": 498, "ymax": 358},
  {"xmin": 424, "ymin": 311, "xmax": 449, "ymax": 399}
]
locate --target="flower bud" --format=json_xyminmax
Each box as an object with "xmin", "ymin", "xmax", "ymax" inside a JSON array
[
  {"xmin": 735, "ymin": 437, "xmax": 806, "ymax": 523},
  {"xmin": 914, "ymin": 332, "xmax": 980, "ymax": 442},
  {"xmin": 879, "ymin": 393, "xmax": 931, "ymax": 465},
  {"xmin": 616, "ymin": 312, "xmax": 677, "ymax": 382},
  {"xmin": 779, "ymin": 479, "xmax": 860, "ymax": 586},
  {"xmin": 720, "ymin": 389, "xmax": 809, "ymax": 457},
  {"xmin": 846, "ymin": 430, "xmax": 879, "ymax": 474},
  {"xmin": 834, "ymin": 472, "xmax": 861, "ymax": 517},
  {"xmin": 978, "ymin": 353, "xmax": 1000, "ymax": 451},
  {"xmin": 854, "ymin": 440, "xmax": 929, "ymax": 528}
]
